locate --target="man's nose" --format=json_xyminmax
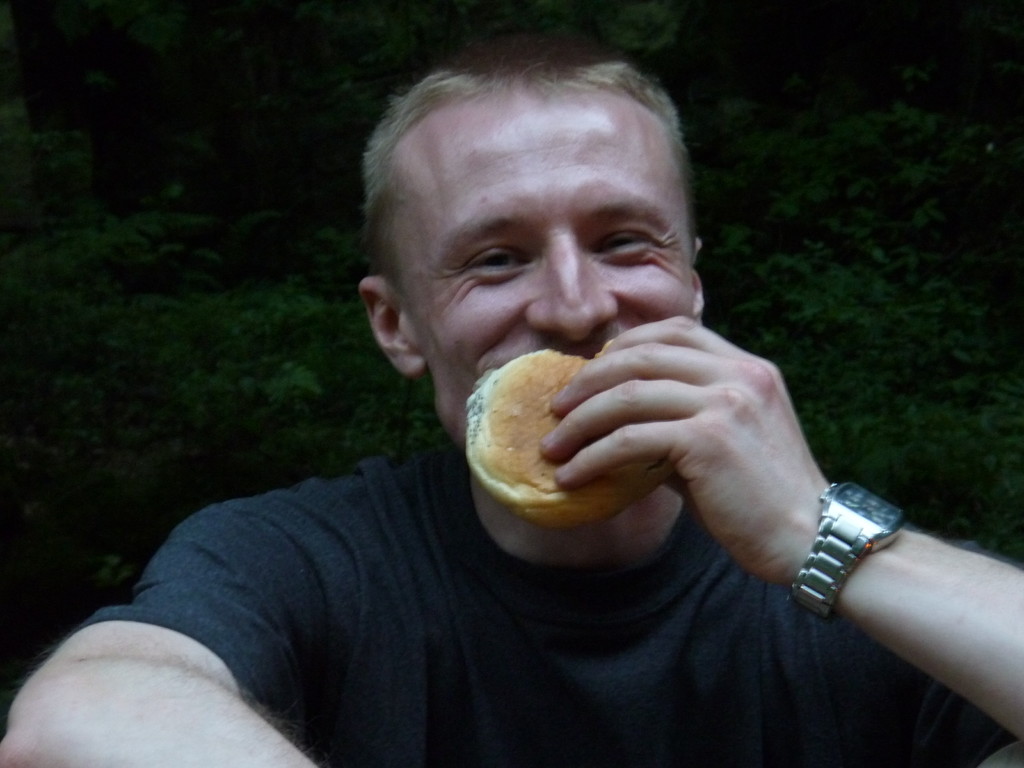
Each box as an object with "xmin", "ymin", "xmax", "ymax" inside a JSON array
[{"xmin": 525, "ymin": 238, "xmax": 617, "ymax": 341}]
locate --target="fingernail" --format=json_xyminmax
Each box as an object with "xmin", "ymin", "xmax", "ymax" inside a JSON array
[
  {"xmin": 549, "ymin": 389, "xmax": 569, "ymax": 413},
  {"xmin": 539, "ymin": 431, "xmax": 568, "ymax": 461}
]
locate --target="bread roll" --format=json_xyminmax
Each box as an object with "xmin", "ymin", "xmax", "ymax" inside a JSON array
[{"xmin": 465, "ymin": 349, "xmax": 672, "ymax": 528}]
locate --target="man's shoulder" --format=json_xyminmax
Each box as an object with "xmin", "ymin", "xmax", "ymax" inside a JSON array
[
  {"xmin": 173, "ymin": 450, "xmax": 468, "ymax": 552},
  {"xmin": 207, "ymin": 448, "xmax": 459, "ymax": 508}
]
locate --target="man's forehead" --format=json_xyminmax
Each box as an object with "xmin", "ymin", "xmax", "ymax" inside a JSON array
[{"xmin": 393, "ymin": 89, "xmax": 672, "ymax": 179}]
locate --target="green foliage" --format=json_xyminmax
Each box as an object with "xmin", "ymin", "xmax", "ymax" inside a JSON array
[
  {"xmin": 0, "ymin": 205, "xmax": 446, "ymax": 495},
  {"xmin": 53, "ymin": 0, "xmax": 187, "ymax": 52}
]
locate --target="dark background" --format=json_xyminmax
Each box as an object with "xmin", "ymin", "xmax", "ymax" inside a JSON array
[{"xmin": 2, "ymin": 0, "xmax": 1022, "ymax": 727}]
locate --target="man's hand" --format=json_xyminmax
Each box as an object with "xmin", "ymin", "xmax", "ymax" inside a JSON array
[{"xmin": 542, "ymin": 316, "xmax": 827, "ymax": 584}]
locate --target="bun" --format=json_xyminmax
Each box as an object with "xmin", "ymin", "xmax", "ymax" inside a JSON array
[{"xmin": 465, "ymin": 349, "xmax": 672, "ymax": 528}]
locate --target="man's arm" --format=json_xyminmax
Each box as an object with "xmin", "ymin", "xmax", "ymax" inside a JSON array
[
  {"xmin": 0, "ymin": 621, "xmax": 318, "ymax": 768},
  {"xmin": 545, "ymin": 316, "xmax": 1024, "ymax": 742},
  {"xmin": 838, "ymin": 530, "xmax": 1024, "ymax": 741},
  {"xmin": 981, "ymin": 741, "xmax": 1024, "ymax": 767}
]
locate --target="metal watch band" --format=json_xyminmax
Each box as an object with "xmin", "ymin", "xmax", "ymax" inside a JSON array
[{"xmin": 791, "ymin": 484, "xmax": 885, "ymax": 619}]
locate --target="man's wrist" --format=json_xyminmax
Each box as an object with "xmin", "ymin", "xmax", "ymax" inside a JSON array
[{"xmin": 790, "ymin": 483, "xmax": 905, "ymax": 619}]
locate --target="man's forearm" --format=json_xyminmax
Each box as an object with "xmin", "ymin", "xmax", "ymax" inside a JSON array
[
  {"xmin": 0, "ymin": 652, "xmax": 318, "ymax": 767},
  {"xmin": 838, "ymin": 530, "xmax": 1024, "ymax": 741}
]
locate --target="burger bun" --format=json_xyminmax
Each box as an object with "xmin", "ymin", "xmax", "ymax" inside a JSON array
[{"xmin": 466, "ymin": 349, "xmax": 672, "ymax": 528}]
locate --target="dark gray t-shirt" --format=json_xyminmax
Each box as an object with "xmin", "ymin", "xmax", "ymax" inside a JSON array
[{"xmin": 85, "ymin": 449, "xmax": 1013, "ymax": 766}]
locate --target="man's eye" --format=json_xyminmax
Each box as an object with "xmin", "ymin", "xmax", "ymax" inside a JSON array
[
  {"xmin": 601, "ymin": 233, "xmax": 649, "ymax": 253},
  {"xmin": 470, "ymin": 250, "xmax": 523, "ymax": 270}
]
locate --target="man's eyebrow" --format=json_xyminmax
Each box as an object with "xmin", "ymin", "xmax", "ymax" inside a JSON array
[
  {"xmin": 439, "ymin": 216, "xmax": 524, "ymax": 256},
  {"xmin": 587, "ymin": 200, "xmax": 677, "ymax": 228}
]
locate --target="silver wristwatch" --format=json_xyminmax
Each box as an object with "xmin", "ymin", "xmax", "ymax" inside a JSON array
[{"xmin": 791, "ymin": 483, "xmax": 905, "ymax": 619}]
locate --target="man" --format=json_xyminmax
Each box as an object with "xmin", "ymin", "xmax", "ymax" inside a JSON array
[{"xmin": 2, "ymin": 34, "xmax": 1022, "ymax": 767}]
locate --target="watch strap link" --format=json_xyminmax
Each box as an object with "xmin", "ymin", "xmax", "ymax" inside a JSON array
[{"xmin": 791, "ymin": 511, "xmax": 872, "ymax": 618}]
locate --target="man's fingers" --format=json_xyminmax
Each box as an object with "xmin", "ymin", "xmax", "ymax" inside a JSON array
[
  {"xmin": 551, "ymin": 419, "xmax": 694, "ymax": 490},
  {"xmin": 543, "ymin": 379, "xmax": 698, "ymax": 462}
]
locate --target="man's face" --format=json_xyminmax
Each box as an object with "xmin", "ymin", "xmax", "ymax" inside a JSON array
[{"xmin": 360, "ymin": 89, "xmax": 705, "ymax": 445}]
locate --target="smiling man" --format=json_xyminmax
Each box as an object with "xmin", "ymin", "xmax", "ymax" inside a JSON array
[
  {"xmin": 359, "ymin": 82, "xmax": 708, "ymax": 569},
  {"xmin": 2, "ymin": 33, "xmax": 1022, "ymax": 768}
]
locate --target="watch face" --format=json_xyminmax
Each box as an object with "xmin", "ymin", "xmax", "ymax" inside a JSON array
[{"xmin": 834, "ymin": 483, "xmax": 904, "ymax": 530}]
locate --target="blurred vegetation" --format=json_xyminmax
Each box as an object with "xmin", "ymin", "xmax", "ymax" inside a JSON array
[{"xmin": 1, "ymin": 0, "xmax": 1023, "ymax": 727}]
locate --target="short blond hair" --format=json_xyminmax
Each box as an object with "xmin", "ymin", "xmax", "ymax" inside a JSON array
[{"xmin": 361, "ymin": 34, "xmax": 696, "ymax": 277}]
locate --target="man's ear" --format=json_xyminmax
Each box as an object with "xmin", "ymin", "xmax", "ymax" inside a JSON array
[
  {"xmin": 358, "ymin": 275, "xmax": 428, "ymax": 379},
  {"xmin": 690, "ymin": 237, "xmax": 705, "ymax": 319},
  {"xmin": 690, "ymin": 269, "xmax": 706, "ymax": 320}
]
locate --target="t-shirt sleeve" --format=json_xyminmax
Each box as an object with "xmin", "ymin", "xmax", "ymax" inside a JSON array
[{"xmin": 80, "ymin": 484, "xmax": 354, "ymax": 728}]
